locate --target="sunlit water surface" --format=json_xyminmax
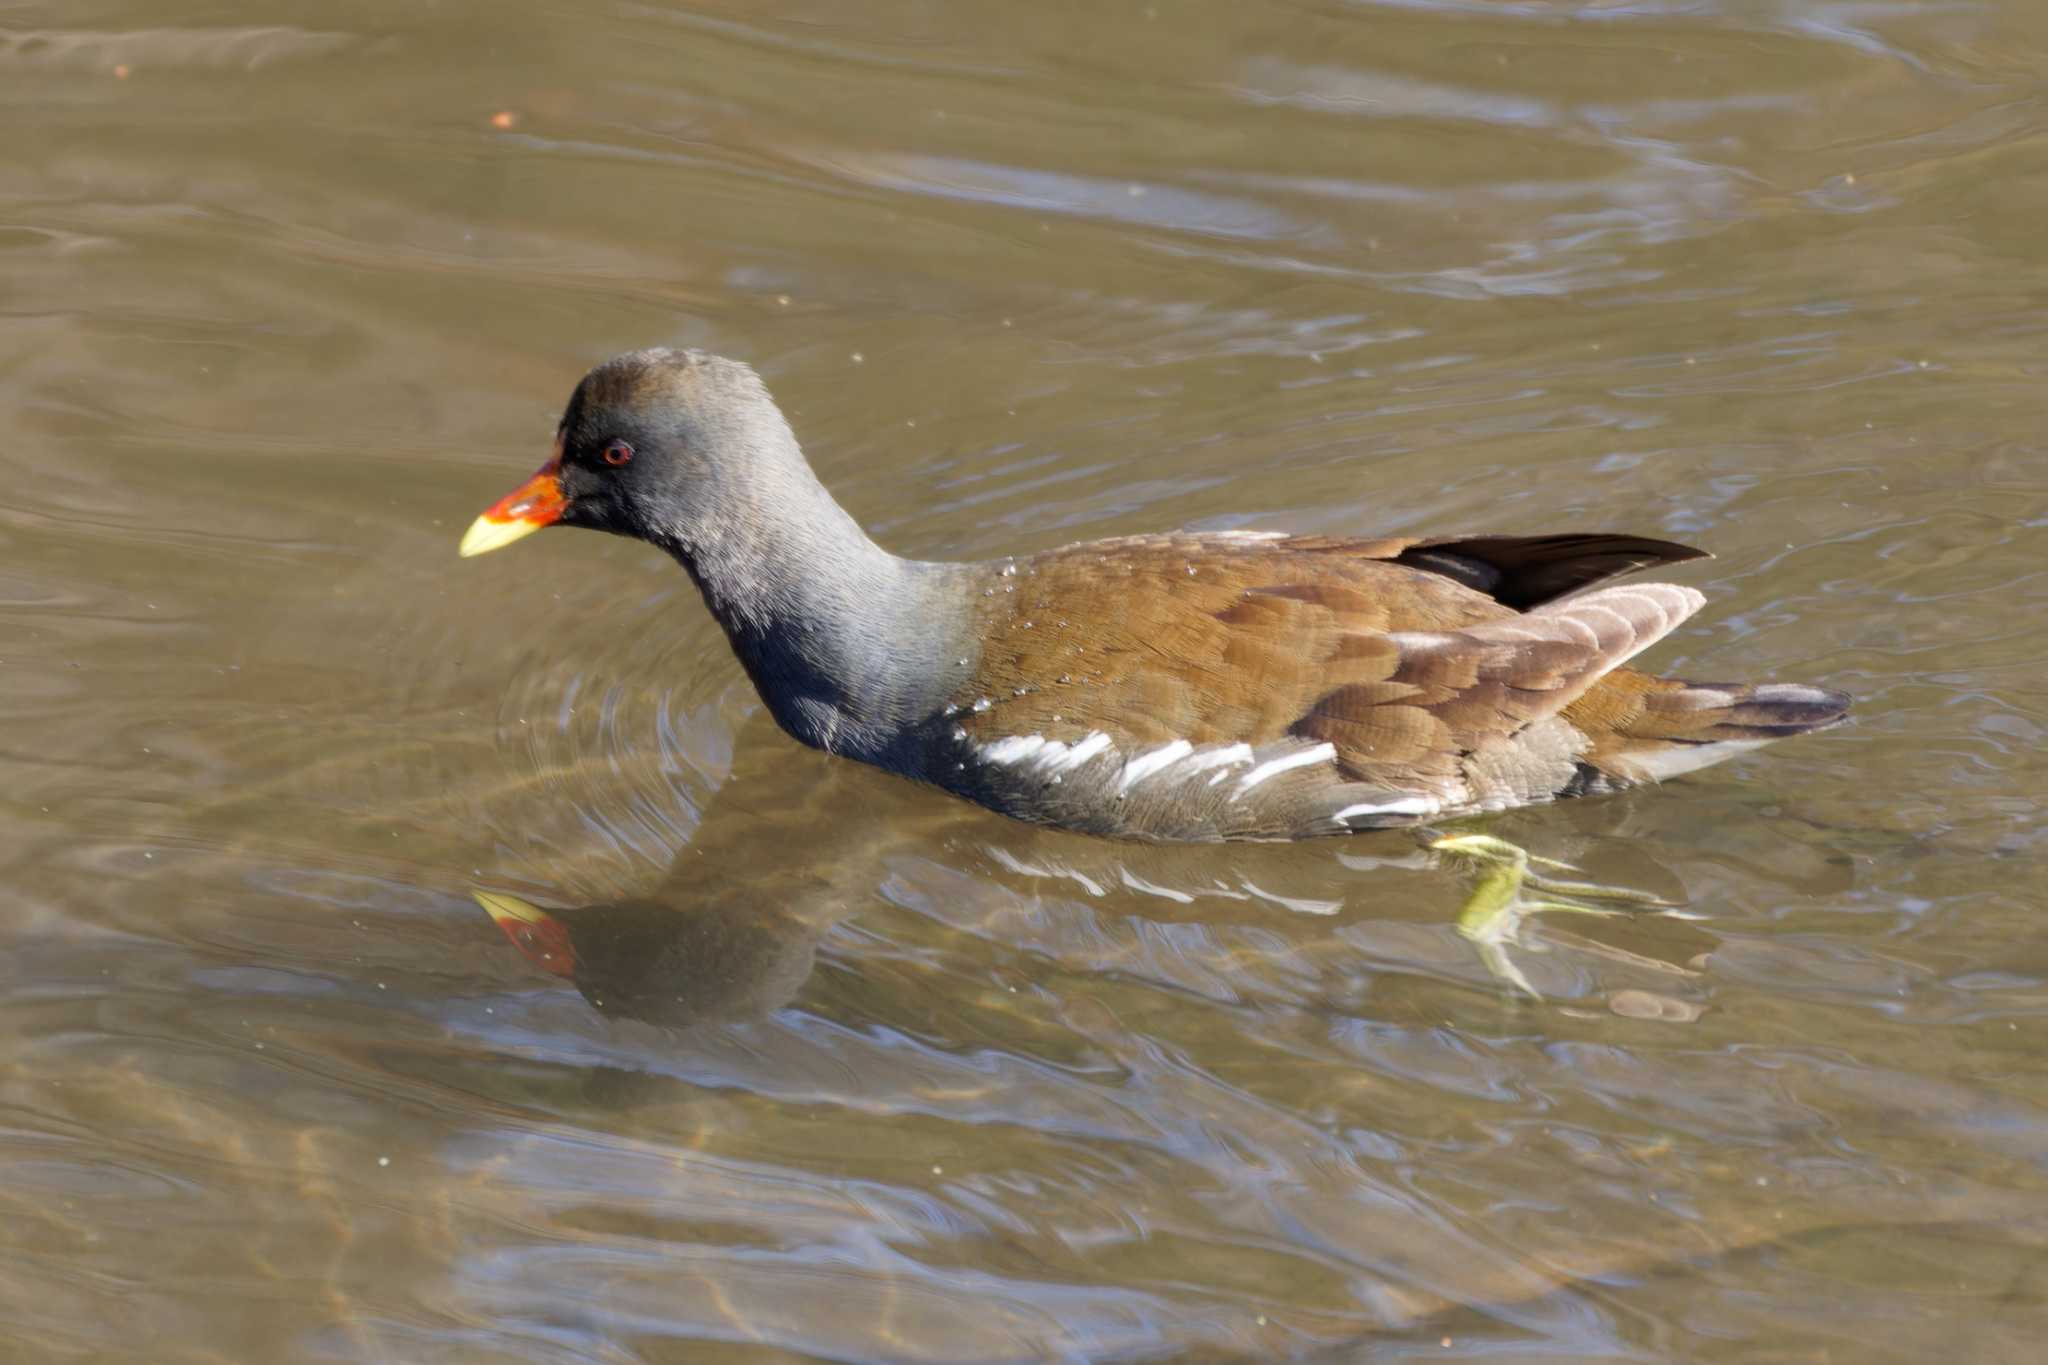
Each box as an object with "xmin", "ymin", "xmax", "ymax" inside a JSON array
[{"xmin": 3, "ymin": 0, "xmax": 2046, "ymax": 1359}]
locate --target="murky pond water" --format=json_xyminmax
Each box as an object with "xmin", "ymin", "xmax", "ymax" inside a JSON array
[{"xmin": 5, "ymin": 0, "xmax": 2047, "ymax": 1359}]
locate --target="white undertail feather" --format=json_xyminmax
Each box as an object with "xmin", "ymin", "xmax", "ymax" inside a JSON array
[
  {"xmin": 1613, "ymin": 737, "xmax": 1774, "ymax": 783},
  {"xmin": 1748, "ymin": 683, "xmax": 1838, "ymax": 707}
]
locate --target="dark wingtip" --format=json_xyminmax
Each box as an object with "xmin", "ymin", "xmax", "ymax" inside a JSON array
[{"xmin": 1396, "ymin": 533, "xmax": 1715, "ymax": 609}]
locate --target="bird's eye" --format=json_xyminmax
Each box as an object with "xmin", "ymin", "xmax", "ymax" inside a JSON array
[{"xmin": 603, "ymin": 439, "xmax": 634, "ymax": 466}]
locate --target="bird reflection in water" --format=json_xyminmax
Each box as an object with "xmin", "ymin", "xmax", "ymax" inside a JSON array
[
  {"xmin": 475, "ymin": 888, "xmax": 823, "ymax": 1028},
  {"xmin": 469, "ymin": 721, "xmax": 1721, "ymax": 1025},
  {"xmin": 466, "ymin": 722, "xmax": 884, "ymax": 1029}
]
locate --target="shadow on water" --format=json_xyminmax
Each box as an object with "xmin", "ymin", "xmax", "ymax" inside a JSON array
[
  {"xmin": 463, "ymin": 712, "xmax": 1728, "ymax": 1037},
  {"xmin": 433, "ymin": 718, "xmax": 2048, "ymax": 1360},
  {"xmin": 8, "ymin": 0, "xmax": 2048, "ymax": 1355}
]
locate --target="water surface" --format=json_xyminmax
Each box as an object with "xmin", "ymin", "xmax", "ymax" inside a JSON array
[{"xmin": 3, "ymin": 0, "xmax": 2047, "ymax": 1359}]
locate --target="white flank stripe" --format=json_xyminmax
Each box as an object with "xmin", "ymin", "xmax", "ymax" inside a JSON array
[
  {"xmin": 1118, "ymin": 739, "xmax": 1193, "ymax": 793},
  {"xmin": 1333, "ymin": 796, "xmax": 1439, "ymax": 822},
  {"xmin": 1231, "ymin": 742, "xmax": 1336, "ymax": 799},
  {"xmin": 981, "ymin": 735, "xmax": 1047, "ymax": 765},
  {"xmin": 1044, "ymin": 731, "xmax": 1113, "ymax": 773},
  {"xmin": 1180, "ymin": 743, "xmax": 1253, "ymax": 775}
]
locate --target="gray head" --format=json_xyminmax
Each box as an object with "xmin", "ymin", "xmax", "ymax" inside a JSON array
[
  {"xmin": 459, "ymin": 348, "xmax": 836, "ymax": 562},
  {"xmin": 558, "ymin": 349, "xmax": 800, "ymax": 552}
]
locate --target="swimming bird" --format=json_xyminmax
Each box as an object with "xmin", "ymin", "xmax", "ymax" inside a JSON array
[{"xmin": 460, "ymin": 348, "xmax": 1847, "ymax": 842}]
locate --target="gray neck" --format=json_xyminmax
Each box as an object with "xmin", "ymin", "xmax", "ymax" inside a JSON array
[{"xmin": 649, "ymin": 449, "xmax": 971, "ymax": 764}]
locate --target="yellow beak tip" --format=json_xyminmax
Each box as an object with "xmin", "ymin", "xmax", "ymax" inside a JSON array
[{"xmin": 458, "ymin": 515, "xmax": 544, "ymax": 558}]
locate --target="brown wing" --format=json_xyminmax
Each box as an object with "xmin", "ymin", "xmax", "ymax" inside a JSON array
[
  {"xmin": 953, "ymin": 535, "xmax": 1497, "ymax": 748},
  {"xmin": 953, "ymin": 533, "xmax": 1703, "ymax": 799}
]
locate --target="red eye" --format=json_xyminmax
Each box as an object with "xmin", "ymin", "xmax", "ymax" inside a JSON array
[{"xmin": 603, "ymin": 439, "xmax": 633, "ymax": 466}]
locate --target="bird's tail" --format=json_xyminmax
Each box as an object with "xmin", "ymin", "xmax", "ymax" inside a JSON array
[{"xmin": 1565, "ymin": 672, "xmax": 1851, "ymax": 788}]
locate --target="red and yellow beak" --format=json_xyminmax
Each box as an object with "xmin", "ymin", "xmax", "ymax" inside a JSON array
[{"xmin": 458, "ymin": 457, "xmax": 567, "ymax": 558}]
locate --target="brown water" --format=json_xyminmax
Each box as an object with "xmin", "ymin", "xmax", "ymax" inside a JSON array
[{"xmin": 4, "ymin": 1, "xmax": 2047, "ymax": 1359}]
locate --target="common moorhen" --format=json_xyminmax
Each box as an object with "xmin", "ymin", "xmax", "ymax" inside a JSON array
[{"xmin": 460, "ymin": 349, "xmax": 1847, "ymax": 842}]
